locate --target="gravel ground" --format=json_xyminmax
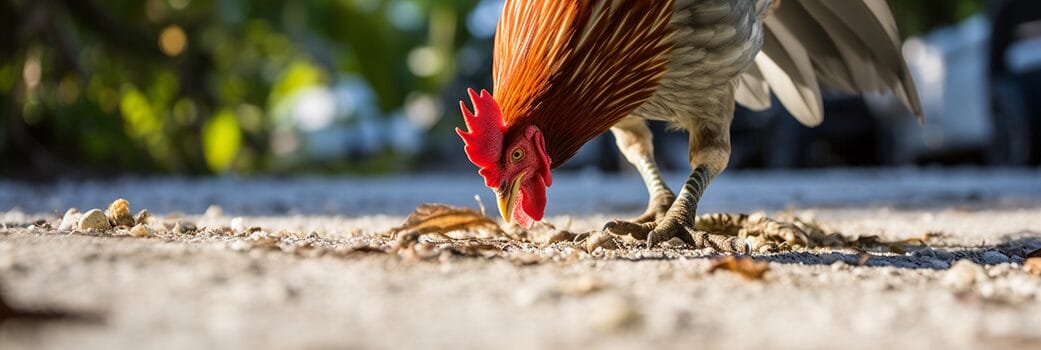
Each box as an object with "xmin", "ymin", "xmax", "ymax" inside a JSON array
[{"xmin": 1, "ymin": 168, "xmax": 1041, "ymax": 349}]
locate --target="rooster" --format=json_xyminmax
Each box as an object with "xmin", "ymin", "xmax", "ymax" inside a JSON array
[{"xmin": 457, "ymin": 0, "xmax": 921, "ymax": 251}]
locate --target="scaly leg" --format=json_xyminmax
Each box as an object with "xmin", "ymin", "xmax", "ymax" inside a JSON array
[
  {"xmin": 609, "ymin": 117, "xmax": 675, "ymax": 224},
  {"xmin": 605, "ymin": 166, "xmax": 749, "ymax": 252},
  {"xmin": 605, "ymin": 109, "xmax": 749, "ymax": 253}
]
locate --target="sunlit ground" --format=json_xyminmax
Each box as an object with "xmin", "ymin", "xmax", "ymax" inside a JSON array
[{"xmin": 2, "ymin": 168, "xmax": 1040, "ymax": 349}]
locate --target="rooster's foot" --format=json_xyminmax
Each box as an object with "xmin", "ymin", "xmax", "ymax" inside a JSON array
[
  {"xmin": 603, "ymin": 216, "xmax": 750, "ymax": 253},
  {"xmin": 693, "ymin": 213, "xmax": 811, "ymax": 249}
]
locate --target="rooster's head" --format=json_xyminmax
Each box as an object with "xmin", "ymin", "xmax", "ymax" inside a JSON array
[{"xmin": 456, "ymin": 88, "xmax": 552, "ymax": 228}]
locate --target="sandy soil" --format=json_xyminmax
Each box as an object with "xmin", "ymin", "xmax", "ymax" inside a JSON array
[{"xmin": 1, "ymin": 169, "xmax": 1041, "ymax": 350}]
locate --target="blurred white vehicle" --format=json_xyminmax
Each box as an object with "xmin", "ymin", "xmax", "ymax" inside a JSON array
[
  {"xmin": 872, "ymin": 3, "xmax": 1041, "ymax": 166},
  {"xmin": 866, "ymin": 15, "xmax": 993, "ymax": 164}
]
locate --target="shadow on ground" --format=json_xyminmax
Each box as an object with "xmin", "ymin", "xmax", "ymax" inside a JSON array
[{"xmin": 753, "ymin": 234, "xmax": 1041, "ymax": 270}]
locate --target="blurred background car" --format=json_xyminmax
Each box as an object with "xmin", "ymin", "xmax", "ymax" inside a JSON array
[
  {"xmin": 716, "ymin": 0, "xmax": 1041, "ymax": 169},
  {"xmin": 987, "ymin": 0, "xmax": 1041, "ymax": 165}
]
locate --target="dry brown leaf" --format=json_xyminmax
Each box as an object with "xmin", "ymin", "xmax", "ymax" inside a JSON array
[
  {"xmin": 1025, "ymin": 257, "xmax": 1041, "ymax": 276},
  {"xmin": 856, "ymin": 251, "xmax": 872, "ymax": 266},
  {"xmin": 850, "ymin": 235, "xmax": 882, "ymax": 246},
  {"xmin": 847, "ymin": 235, "xmax": 928, "ymax": 254},
  {"xmin": 889, "ymin": 238, "xmax": 927, "ymax": 254},
  {"xmin": 921, "ymin": 231, "xmax": 945, "ymax": 242},
  {"xmin": 129, "ymin": 224, "xmax": 153, "ymax": 238},
  {"xmin": 708, "ymin": 256, "xmax": 769, "ymax": 280},
  {"xmin": 389, "ymin": 204, "xmax": 504, "ymax": 238}
]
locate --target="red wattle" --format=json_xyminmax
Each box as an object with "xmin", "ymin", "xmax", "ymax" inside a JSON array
[
  {"xmin": 512, "ymin": 191, "xmax": 534, "ymax": 229},
  {"xmin": 513, "ymin": 176, "xmax": 547, "ymax": 229}
]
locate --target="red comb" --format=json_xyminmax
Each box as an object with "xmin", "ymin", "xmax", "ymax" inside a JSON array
[{"xmin": 456, "ymin": 88, "xmax": 506, "ymax": 188}]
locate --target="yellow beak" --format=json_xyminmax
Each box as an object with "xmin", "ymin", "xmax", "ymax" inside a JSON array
[{"xmin": 496, "ymin": 172, "xmax": 525, "ymax": 224}]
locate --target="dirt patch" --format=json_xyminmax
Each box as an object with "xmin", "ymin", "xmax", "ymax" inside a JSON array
[{"xmin": 3, "ymin": 197, "xmax": 1041, "ymax": 349}]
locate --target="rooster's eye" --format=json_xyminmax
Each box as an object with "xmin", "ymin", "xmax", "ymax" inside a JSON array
[{"xmin": 511, "ymin": 148, "xmax": 524, "ymax": 161}]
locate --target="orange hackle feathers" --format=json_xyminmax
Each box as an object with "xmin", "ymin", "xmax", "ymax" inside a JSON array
[
  {"xmin": 456, "ymin": 88, "xmax": 507, "ymax": 188},
  {"xmin": 492, "ymin": 0, "xmax": 675, "ymax": 167}
]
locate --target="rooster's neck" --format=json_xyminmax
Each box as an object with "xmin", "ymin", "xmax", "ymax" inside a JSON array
[{"xmin": 493, "ymin": 0, "xmax": 676, "ymax": 168}]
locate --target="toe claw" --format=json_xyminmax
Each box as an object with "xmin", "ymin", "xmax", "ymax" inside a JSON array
[
  {"xmin": 646, "ymin": 231, "xmax": 671, "ymax": 248},
  {"xmin": 605, "ymin": 212, "xmax": 761, "ymax": 253},
  {"xmin": 646, "ymin": 223, "xmax": 696, "ymax": 248},
  {"xmin": 646, "ymin": 231, "xmax": 662, "ymax": 248}
]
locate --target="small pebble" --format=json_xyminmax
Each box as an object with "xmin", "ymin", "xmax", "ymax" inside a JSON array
[
  {"xmin": 129, "ymin": 224, "xmax": 153, "ymax": 238},
  {"xmin": 1025, "ymin": 258, "xmax": 1041, "ymax": 275},
  {"xmin": 1005, "ymin": 274, "xmax": 1038, "ymax": 299},
  {"xmin": 58, "ymin": 208, "xmax": 80, "ymax": 231},
  {"xmin": 944, "ymin": 259, "xmax": 985, "ymax": 289},
  {"xmin": 78, "ymin": 209, "xmax": 112, "ymax": 231},
  {"xmin": 228, "ymin": 240, "xmax": 252, "ymax": 252},
  {"xmin": 173, "ymin": 221, "xmax": 198, "ymax": 235},
  {"xmin": 230, "ymin": 217, "xmax": 247, "ymax": 233},
  {"xmin": 134, "ymin": 209, "xmax": 152, "ymax": 225},
  {"xmin": 204, "ymin": 205, "xmax": 224, "ymax": 218},
  {"xmin": 830, "ymin": 261, "xmax": 849, "ymax": 271},
  {"xmin": 979, "ymin": 283, "xmax": 996, "ymax": 299},
  {"xmin": 981, "ymin": 251, "xmax": 1010, "ymax": 265},
  {"xmin": 106, "ymin": 198, "xmax": 135, "ymax": 227},
  {"xmin": 913, "ymin": 248, "xmax": 955, "ymax": 260},
  {"xmin": 513, "ymin": 286, "xmax": 548, "ymax": 307},
  {"xmin": 559, "ymin": 276, "xmax": 603, "ymax": 295},
  {"xmin": 928, "ymin": 259, "xmax": 950, "ymax": 270},
  {"xmin": 821, "ymin": 253, "xmax": 843, "ymax": 265},
  {"xmin": 933, "ymin": 249, "xmax": 956, "ymax": 261},
  {"xmin": 591, "ymin": 297, "xmax": 639, "ymax": 331}
]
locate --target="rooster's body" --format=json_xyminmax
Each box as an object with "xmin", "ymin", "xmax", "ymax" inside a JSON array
[{"xmin": 458, "ymin": 0, "xmax": 921, "ymax": 250}]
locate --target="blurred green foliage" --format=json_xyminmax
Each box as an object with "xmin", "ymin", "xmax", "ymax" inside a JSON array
[
  {"xmin": 1, "ymin": 0, "xmax": 479, "ymax": 176},
  {"xmin": 0, "ymin": 0, "xmax": 985, "ymax": 177},
  {"xmin": 890, "ymin": 0, "xmax": 986, "ymax": 38}
]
